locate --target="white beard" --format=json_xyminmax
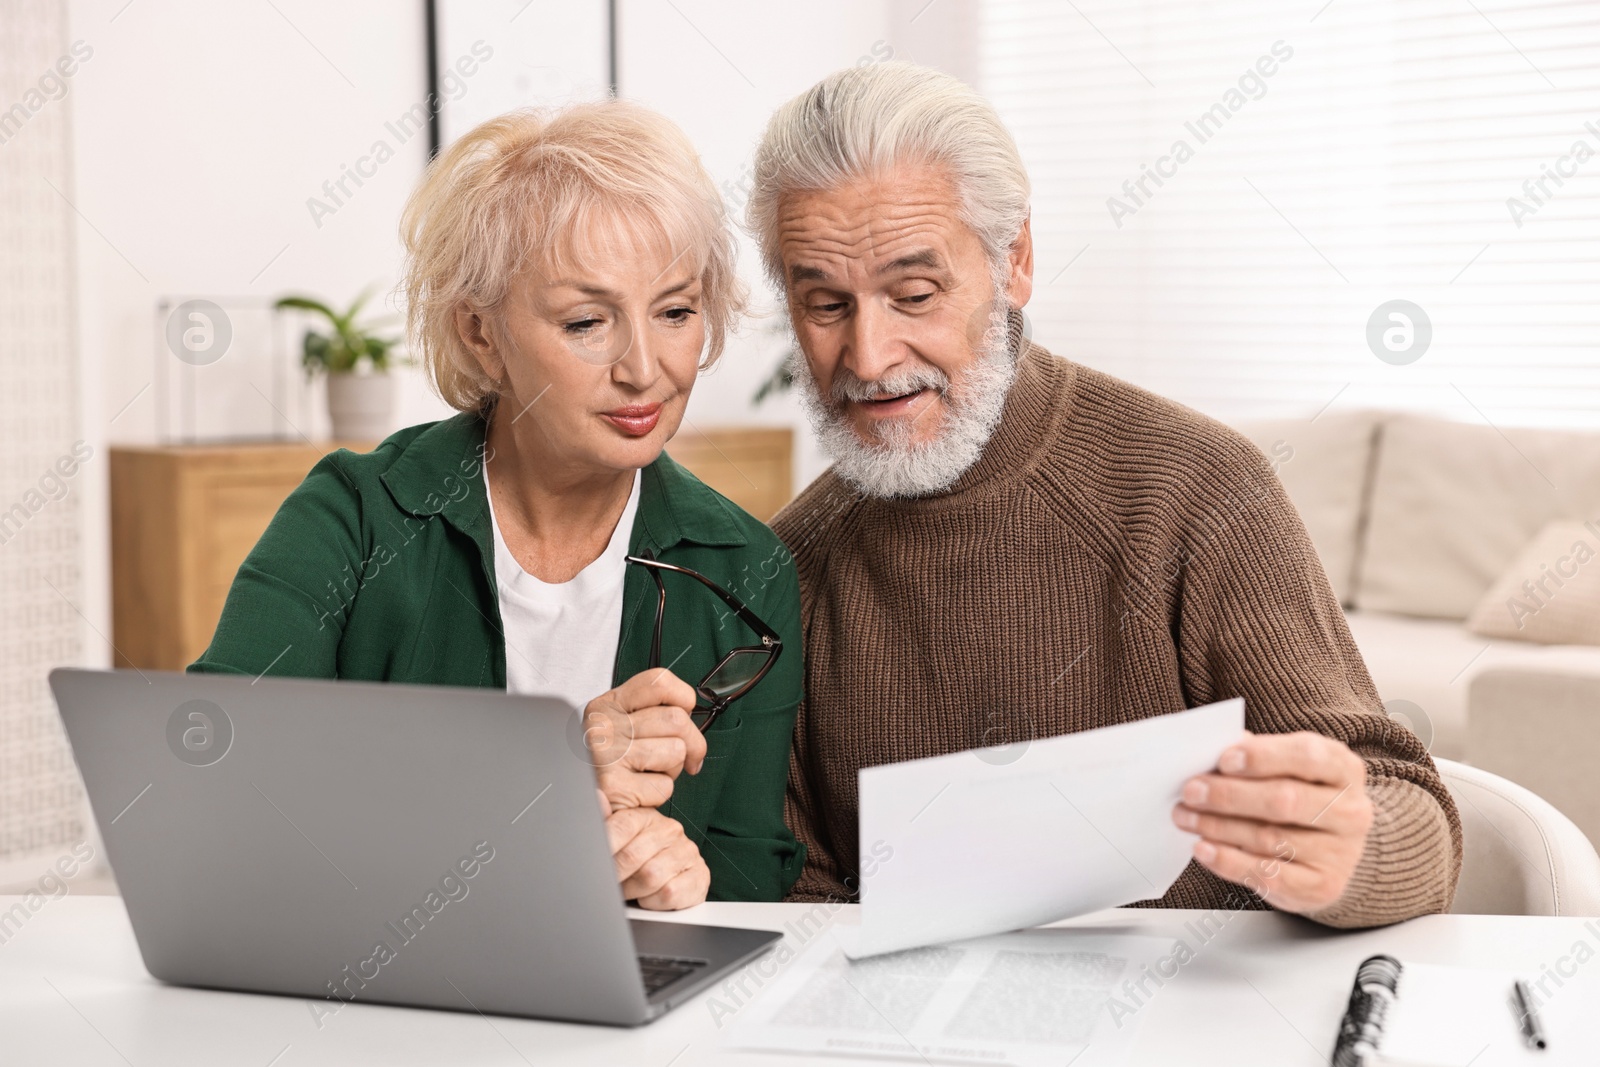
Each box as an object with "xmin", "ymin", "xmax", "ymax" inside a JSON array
[{"xmin": 792, "ymin": 302, "xmax": 1020, "ymax": 500}]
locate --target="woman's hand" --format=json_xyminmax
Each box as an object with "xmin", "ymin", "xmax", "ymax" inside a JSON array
[
  {"xmin": 605, "ymin": 805, "xmax": 710, "ymax": 910},
  {"xmin": 583, "ymin": 669, "xmax": 707, "ymax": 813}
]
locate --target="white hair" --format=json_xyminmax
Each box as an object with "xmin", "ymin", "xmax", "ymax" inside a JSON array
[
  {"xmin": 400, "ymin": 100, "xmax": 745, "ymax": 413},
  {"xmin": 746, "ymin": 61, "xmax": 1031, "ymax": 291}
]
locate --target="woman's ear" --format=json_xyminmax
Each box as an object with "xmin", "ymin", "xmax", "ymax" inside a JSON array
[{"xmin": 454, "ymin": 303, "xmax": 504, "ymax": 385}]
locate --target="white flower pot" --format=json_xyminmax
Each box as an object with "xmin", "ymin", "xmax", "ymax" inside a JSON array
[{"xmin": 326, "ymin": 371, "xmax": 395, "ymax": 442}]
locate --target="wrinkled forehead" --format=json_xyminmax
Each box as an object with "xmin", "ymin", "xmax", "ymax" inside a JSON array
[{"xmin": 773, "ymin": 166, "xmax": 972, "ymax": 285}]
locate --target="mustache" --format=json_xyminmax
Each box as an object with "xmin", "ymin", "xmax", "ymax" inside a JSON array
[{"xmin": 828, "ymin": 364, "xmax": 951, "ymax": 406}]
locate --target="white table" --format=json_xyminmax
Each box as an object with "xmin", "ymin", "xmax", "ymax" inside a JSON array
[{"xmin": 2, "ymin": 895, "xmax": 1596, "ymax": 1065}]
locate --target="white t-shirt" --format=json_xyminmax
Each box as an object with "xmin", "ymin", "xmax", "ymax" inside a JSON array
[{"xmin": 485, "ymin": 467, "xmax": 641, "ymax": 711}]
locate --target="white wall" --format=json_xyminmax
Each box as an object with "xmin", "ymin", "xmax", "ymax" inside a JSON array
[
  {"xmin": 68, "ymin": 0, "xmax": 448, "ymax": 668},
  {"xmin": 64, "ymin": 0, "xmax": 979, "ymax": 665}
]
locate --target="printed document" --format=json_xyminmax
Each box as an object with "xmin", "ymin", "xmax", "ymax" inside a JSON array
[
  {"xmin": 846, "ymin": 698, "xmax": 1245, "ymax": 957},
  {"xmin": 722, "ymin": 926, "xmax": 1172, "ymax": 1066}
]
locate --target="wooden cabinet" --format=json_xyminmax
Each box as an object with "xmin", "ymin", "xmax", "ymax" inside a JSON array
[
  {"xmin": 109, "ymin": 428, "xmax": 792, "ymax": 670},
  {"xmin": 109, "ymin": 441, "xmax": 377, "ymax": 671},
  {"xmin": 666, "ymin": 427, "xmax": 794, "ymax": 524}
]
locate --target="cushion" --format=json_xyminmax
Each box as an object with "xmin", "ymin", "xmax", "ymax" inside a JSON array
[
  {"xmin": 1345, "ymin": 608, "xmax": 1600, "ymax": 762},
  {"xmin": 1344, "ymin": 609, "xmax": 1503, "ymax": 761},
  {"xmin": 1466, "ymin": 520, "xmax": 1600, "ymax": 646},
  {"xmin": 1233, "ymin": 411, "xmax": 1378, "ymax": 605},
  {"xmin": 1356, "ymin": 413, "xmax": 1600, "ymax": 619}
]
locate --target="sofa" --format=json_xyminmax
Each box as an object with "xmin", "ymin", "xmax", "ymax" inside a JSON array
[{"xmin": 1233, "ymin": 410, "xmax": 1600, "ymax": 844}]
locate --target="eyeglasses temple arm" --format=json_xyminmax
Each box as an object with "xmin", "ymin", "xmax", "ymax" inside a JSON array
[
  {"xmin": 625, "ymin": 555, "xmax": 782, "ymax": 648},
  {"xmin": 646, "ymin": 567, "xmax": 666, "ymax": 669}
]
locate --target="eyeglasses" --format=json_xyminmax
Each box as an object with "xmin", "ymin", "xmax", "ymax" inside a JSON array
[{"xmin": 625, "ymin": 551, "xmax": 782, "ymax": 733}]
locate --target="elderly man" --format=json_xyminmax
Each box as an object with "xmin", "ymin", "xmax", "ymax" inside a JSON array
[{"xmin": 750, "ymin": 62, "xmax": 1460, "ymax": 927}]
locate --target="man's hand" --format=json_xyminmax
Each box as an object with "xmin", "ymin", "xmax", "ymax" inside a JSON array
[
  {"xmin": 1171, "ymin": 731, "xmax": 1373, "ymax": 915},
  {"xmin": 583, "ymin": 669, "xmax": 706, "ymax": 814},
  {"xmin": 605, "ymin": 806, "xmax": 710, "ymax": 910}
]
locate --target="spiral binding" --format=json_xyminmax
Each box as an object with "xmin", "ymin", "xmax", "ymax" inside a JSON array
[{"xmin": 1332, "ymin": 954, "xmax": 1403, "ymax": 1067}]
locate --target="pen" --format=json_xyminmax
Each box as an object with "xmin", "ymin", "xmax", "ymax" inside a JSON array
[{"xmin": 1512, "ymin": 979, "xmax": 1547, "ymax": 1051}]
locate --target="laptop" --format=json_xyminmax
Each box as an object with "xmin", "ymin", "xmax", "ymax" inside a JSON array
[{"xmin": 49, "ymin": 668, "xmax": 781, "ymax": 1026}]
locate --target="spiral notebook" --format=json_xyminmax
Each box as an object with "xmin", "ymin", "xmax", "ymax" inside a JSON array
[{"xmin": 1332, "ymin": 955, "xmax": 1554, "ymax": 1067}]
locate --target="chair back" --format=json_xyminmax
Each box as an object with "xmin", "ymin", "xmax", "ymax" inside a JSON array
[{"xmin": 1436, "ymin": 757, "xmax": 1600, "ymax": 916}]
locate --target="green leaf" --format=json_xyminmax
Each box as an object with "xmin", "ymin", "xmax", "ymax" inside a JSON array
[
  {"xmin": 275, "ymin": 296, "xmax": 341, "ymax": 324},
  {"xmin": 340, "ymin": 284, "xmax": 381, "ymax": 330},
  {"xmin": 364, "ymin": 335, "xmax": 395, "ymax": 370},
  {"xmin": 279, "ymin": 285, "xmax": 404, "ymax": 376},
  {"xmin": 300, "ymin": 330, "xmax": 330, "ymax": 377},
  {"xmin": 752, "ymin": 355, "xmax": 795, "ymax": 405}
]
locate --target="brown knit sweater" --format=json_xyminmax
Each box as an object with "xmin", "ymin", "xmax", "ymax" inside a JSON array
[{"xmin": 771, "ymin": 340, "xmax": 1462, "ymax": 929}]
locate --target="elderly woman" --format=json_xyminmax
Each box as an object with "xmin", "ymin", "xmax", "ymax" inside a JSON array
[{"xmin": 190, "ymin": 101, "xmax": 803, "ymax": 909}]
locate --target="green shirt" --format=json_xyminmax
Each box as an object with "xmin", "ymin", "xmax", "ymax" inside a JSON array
[{"xmin": 190, "ymin": 412, "xmax": 805, "ymax": 900}]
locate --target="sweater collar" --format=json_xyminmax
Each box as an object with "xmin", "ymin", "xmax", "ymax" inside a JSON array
[
  {"xmin": 907, "ymin": 331, "xmax": 1073, "ymax": 504},
  {"xmin": 378, "ymin": 411, "xmax": 748, "ymax": 552}
]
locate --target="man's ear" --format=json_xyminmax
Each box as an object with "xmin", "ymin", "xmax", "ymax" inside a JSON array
[
  {"xmin": 1005, "ymin": 215, "xmax": 1034, "ymax": 311},
  {"xmin": 454, "ymin": 303, "xmax": 504, "ymax": 384}
]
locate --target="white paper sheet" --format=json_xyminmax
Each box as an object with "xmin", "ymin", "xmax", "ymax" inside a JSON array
[
  {"xmin": 722, "ymin": 925, "xmax": 1174, "ymax": 1067},
  {"xmin": 848, "ymin": 698, "xmax": 1246, "ymax": 958},
  {"xmin": 1379, "ymin": 963, "xmax": 1550, "ymax": 1066}
]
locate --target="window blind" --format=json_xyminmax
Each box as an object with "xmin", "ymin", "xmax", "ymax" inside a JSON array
[{"xmin": 979, "ymin": 0, "xmax": 1600, "ymax": 427}]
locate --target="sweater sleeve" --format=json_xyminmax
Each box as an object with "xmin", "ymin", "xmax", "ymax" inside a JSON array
[
  {"xmin": 1172, "ymin": 442, "xmax": 1462, "ymax": 928},
  {"xmin": 772, "ymin": 494, "xmax": 860, "ymax": 904},
  {"xmin": 188, "ymin": 452, "xmax": 366, "ymax": 679}
]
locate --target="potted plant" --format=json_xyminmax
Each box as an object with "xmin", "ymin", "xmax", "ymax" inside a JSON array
[
  {"xmin": 274, "ymin": 287, "xmax": 403, "ymax": 441},
  {"xmin": 752, "ymin": 317, "xmax": 800, "ymax": 405}
]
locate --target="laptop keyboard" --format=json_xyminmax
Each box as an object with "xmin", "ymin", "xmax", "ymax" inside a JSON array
[{"xmin": 638, "ymin": 953, "xmax": 709, "ymax": 995}]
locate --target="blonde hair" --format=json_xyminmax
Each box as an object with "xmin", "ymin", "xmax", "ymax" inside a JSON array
[
  {"xmin": 401, "ymin": 100, "xmax": 746, "ymax": 412},
  {"xmin": 747, "ymin": 62, "xmax": 1030, "ymax": 292}
]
